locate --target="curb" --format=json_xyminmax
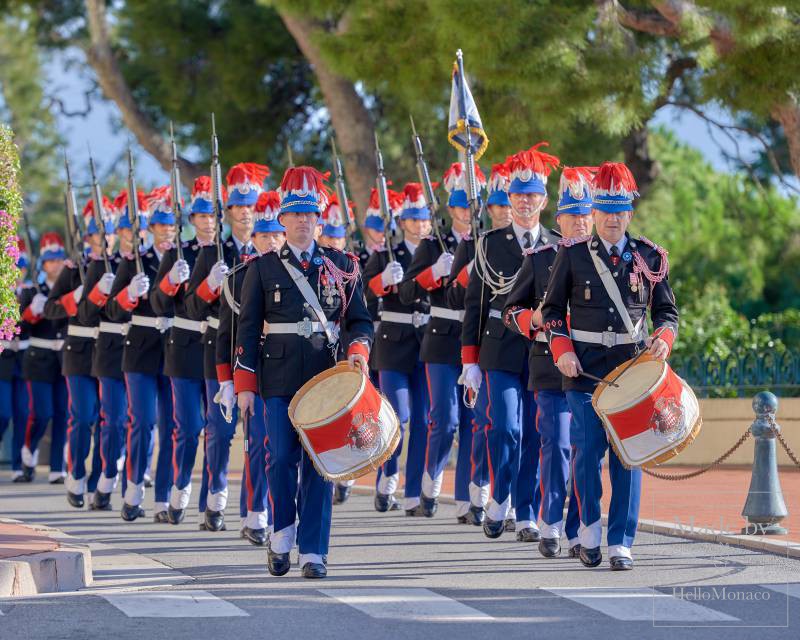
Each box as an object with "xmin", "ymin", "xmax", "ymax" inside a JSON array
[{"xmin": 0, "ymin": 519, "xmax": 93, "ymax": 597}]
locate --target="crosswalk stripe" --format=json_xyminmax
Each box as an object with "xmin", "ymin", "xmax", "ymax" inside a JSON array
[
  {"xmin": 760, "ymin": 584, "xmax": 800, "ymax": 599},
  {"xmin": 542, "ymin": 587, "xmax": 738, "ymax": 622},
  {"xmin": 319, "ymin": 588, "xmax": 493, "ymax": 621},
  {"xmin": 102, "ymin": 590, "xmax": 248, "ymax": 618}
]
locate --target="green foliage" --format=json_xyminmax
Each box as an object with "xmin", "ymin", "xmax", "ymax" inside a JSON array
[{"xmin": 0, "ymin": 125, "xmax": 22, "ymax": 341}]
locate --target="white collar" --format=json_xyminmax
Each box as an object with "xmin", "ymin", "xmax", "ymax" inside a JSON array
[
  {"xmin": 511, "ymin": 221, "xmax": 540, "ymax": 249},
  {"xmin": 287, "ymin": 240, "xmax": 316, "ymax": 263},
  {"xmin": 231, "ymin": 234, "xmax": 252, "ymax": 253},
  {"xmin": 452, "ymin": 227, "xmax": 467, "ymax": 243},
  {"xmin": 600, "ymin": 235, "xmax": 627, "ymax": 256},
  {"xmin": 404, "ymin": 239, "xmax": 418, "ymax": 255}
]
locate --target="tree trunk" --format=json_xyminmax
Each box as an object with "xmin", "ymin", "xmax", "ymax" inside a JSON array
[
  {"xmin": 622, "ymin": 126, "xmax": 659, "ymax": 199},
  {"xmin": 278, "ymin": 11, "xmax": 375, "ymax": 222},
  {"xmin": 772, "ymin": 99, "xmax": 800, "ymax": 179},
  {"xmin": 83, "ymin": 0, "xmax": 200, "ymax": 187}
]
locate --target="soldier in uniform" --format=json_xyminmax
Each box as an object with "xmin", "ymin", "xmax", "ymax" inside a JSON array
[
  {"xmin": 234, "ymin": 166, "xmax": 373, "ymax": 579},
  {"xmin": 318, "ymin": 195, "xmax": 348, "ymax": 252},
  {"xmin": 185, "ymin": 162, "xmax": 266, "ymax": 531},
  {"xmin": 363, "ymin": 183, "xmax": 431, "ymax": 515},
  {"xmin": 503, "ymin": 167, "xmax": 595, "ymax": 558},
  {"xmin": 542, "ymin": 161, "xmax": 678, "ymax": 570},
  {"xmin": 107, "ymin": 193, "xmax": 176, "ymax": 522},
  {"xmin": 462, "ymin": 144, "xmax": 560, "ymax": 542},
  {"xmin": 398, "ymin": 162, "xmax": 484, "ymax": 522}
]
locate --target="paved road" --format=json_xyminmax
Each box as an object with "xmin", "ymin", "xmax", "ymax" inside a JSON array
[{"xmin": 0, "ymin": 477, "xmax": 797, "ymax": 639}]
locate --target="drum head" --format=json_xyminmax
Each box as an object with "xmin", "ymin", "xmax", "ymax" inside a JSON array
[
  {"xmin": 292, "ymin": 367, "xmax": 363, "ymax": 427},
  {"xmin": 595, "ymin": 358, "xmax": 666, "ymax": 413}
]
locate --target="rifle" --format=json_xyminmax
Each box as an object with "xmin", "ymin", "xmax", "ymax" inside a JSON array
[
  {"xmin": 409, "ymin": 114, "xmax": 447, "ymax": 254},
  {"xmin": 63, "ymin": 154, "xmax": 85, "ymax": 284},
  {"xmin": 373, "ymin": 132, "xmax": 395, "ymax": 263},
  {"xmin": 169, "ymin": 122, "xmax": 184, "ymax": 261},
  {"xmin": 455, "ymin": 49, "xmax": 483, "ymax": 241},
  {"xmin": 87, "ymin": 148, "xmax": 112, "ymax": 273},
  {"xmin": 210, "ymin": 113, "xmax": 226, "ymax": 263},
  {"xmin": 286, "ymin": 143, "xmax": 295, "ymax": 169},
  {"xmin": 126, "ymin": 148, "xmax": 145, "ymax": 275},
  {"xmin": 330, "ymin": 136, "xmax": 361, "ymax": 253},
  {"xmin": 19, "ymin": 208, "xmax": 39, "ymax": 285}
]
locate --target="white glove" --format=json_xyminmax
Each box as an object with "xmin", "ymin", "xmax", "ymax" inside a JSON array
[
  {"xmin": 432, "ymin": 251, "xmax": 454, "ymax": 280},
  {"xmin": 168, "ymin": 259, "xmax": 190, "ymax": 285},
  {"xmin": 30, "ymin": 293, "xmax": 47, "ymax": 316},
  {"xmin": 381, "ymin": 261, "xmax": 404, "ymax": 288},
  {"xmin": 72, "ymin": 285, "xmax": 84, "ymax": 304},
  {"xmin": 97, "ymin": 272, "xmax": 115, "ymax": 296},
  {"xmin": 127, "ymin": 272, "xmax": 150, "ymax": 300},
  {"xmin": 458, "ymin": 363, "xmax": 483, "ymax": 394},
  {"xmin": 207, "ymin": 260, "xmax": 229, "ymax": 291},
  {"xmin": 213, "ymin": 380, "xmax": 235, "ymax": 424}
]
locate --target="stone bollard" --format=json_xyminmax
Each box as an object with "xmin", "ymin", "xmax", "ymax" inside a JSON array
[{"xmin": 741, "ymin": 391, "xmax": 788, "ymax": 535}]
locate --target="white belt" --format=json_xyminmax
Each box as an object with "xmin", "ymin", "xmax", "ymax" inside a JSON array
[
  {"xmin": 99, "ymin": 321, "xmax": 127, "ymax": 335},
  {"xmin": 268, "ymin": 319, "xmax": 325, "ymax": 338},
  {"xmin": 488, "ymin": 309, "xmax": 504, "ymax": 320},
  {"xmin": 172, "ymin": 316, "xmax": 204, "ymax": 333},
  {"xmin": 67, "ymin": 325, "xmax": 98, "ymax": 339},
  {"xmin": 131, "ymin": 315, "xmax": 173, "ymax": 333},
  {"xmin": 429, "ymin": 306, "xmax": 464, "ymax": 322},
  {"xmin": 29, "ymin": 337, "xmax": 64, "ymax": 351},
  {"xmin": 0, "ymin": 339, "xmax": 29, "ymax": 352},
  {"xmin": 534, "ymin": 333, "xmax": 548, "ymax": 344},
  {"xmin": 570, "ymin": 328, "xmax": 636, "ymax": 347},
  {"xmin": 206, "ymin": 316, "xmax": 220, "ymax": 330},
  {"xmin": 381, "ymin": 311, "xmax": 430, "ymax": 328}
]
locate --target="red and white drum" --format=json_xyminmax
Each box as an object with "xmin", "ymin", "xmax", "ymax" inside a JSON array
[
  {"xmin": 288, "ymin": 362, "xmax": 400, "ymax": 482},
  {"xmin": 591, "ymin": 354, "xmax": 702, "ymax": 468}
]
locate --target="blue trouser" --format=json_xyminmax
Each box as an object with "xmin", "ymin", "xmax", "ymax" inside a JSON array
[
  {"xmin": 240, "ymin": 396, "xmax": 271, "ymax": 528},
  {"xmin": 65, "ymin": 375, "xmax": 99, "ymax": 485},
  {"xmin": 564, "ymin": 447, "xmax": 581, "ymax": 544},
  {"xmin": 484, "ymin": 366, "xmax": 541, "ymax": 526},
  {"xmin": 469, "ymin": 381, "xmax": 490, "ymax": 506},
  {"xmin": 204, "ymin": 379, "xmax": 237, "ymax": 510},
  {"xmin": 97, "ymin": 376, "xmax": 127, "ymax": 494},
  {"xmin": 0, "ymin": 374, "xmax": 29, "ymax": 471},
  {"xmin": 24, "ymin": 379, "xmax": 68, "ymax": 472},
  {"xmin": 377, "ymin": 362, "xmax": 429, "ymax": 505},
  {"xmin": 87, "ymin": 423, "xmax": 102, "ymax": 493},
  {"xmin": 170, "ymin": 377, "xmax": 206, "ymax": 494},
  {"xmin": 566, "ymin": 391, "xmax": 641, "ymax": 551},
  {"xmin": 123, "ymin": 372, "xmax": 174, "ymax": 507},
  {"xmin": 265, "ymin": 396, "xmax": 331, "ymax": 561}
]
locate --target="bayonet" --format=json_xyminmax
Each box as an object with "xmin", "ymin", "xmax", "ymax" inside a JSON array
[
  {"xmin": 210, "ymin": 113, "xmax": 225, "ymax": 263},
  {"xmin": 410, "ymin": 114, "xmax": 447, "ymax": 254},
  {"xmin": 331, "ymin": 135, "xmax": 361, "ymax": 253},
  {"xmin": 169, "ymin": 122, "xmax": 184, "ymax": 261},
  {"xmin": 126, "ymin": 147, "xmax": 144, "ymax": 275},
  {"xmin": 373, "ymin": 132, "xmax": 396, "ymax": 263},
  {"xmin": 63, "ymin": 154, "xmax": 85, "ymax": 284},
  {"xmin": 87, "ymin": 146, "xmax": 111, "ymax": 273}
]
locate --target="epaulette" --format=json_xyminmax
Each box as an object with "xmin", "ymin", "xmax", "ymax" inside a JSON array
[
  {"xmin": 530, "ymin": 244, "xmax": 557, "ymax": 255},
  {"xmin": 637, "ymin": 235, "xmax": 668, "ymax": 255},
  {"xmin": 242, "ymin": 253, "xmax": 258, "ymax": 264},
  {"xmin": 559, "ymin": 235, "xmax": 591, "ymax": 247},
  {"xmin": 345, "ymin": 251, "xmax": 360, "ymax": 264}
]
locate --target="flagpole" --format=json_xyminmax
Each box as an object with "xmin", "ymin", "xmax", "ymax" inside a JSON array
[{"xmin": 456, "ymin": 49, "xmax": 481, "ymax": 236}]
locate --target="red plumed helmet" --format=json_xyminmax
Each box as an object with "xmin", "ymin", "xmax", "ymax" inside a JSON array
[
  {"xmin": 255, "ymin": 190, "xmax": 281, "ymax": 217},
  {"xmin": 40, "ymin": 231, "xmax": 64, "ymax": 252},
  {"xmin": 488, "ymin": 161, "xmax": 511, "ymax": 192},
  {"xmin": 226, "ymin": 162, "xmax": 270, "ymax": 195},
  {"xmin": 442, "ymin": 161, "xmax": 485, "ymax": 194},
  {"xmin": 279, "ymin": 166, "xmax": 331, "ymax": 213},
  {"xmin": 192, "ymin": 176, "xmax": 213, "ymax": 201},
  {"xmin": 114, "ymin": 189, "xmax": 149, "ymax": 213},
  {"xmin": 592, "ymin": 161, "xmax": 639, "ymax": 198},
  {"xmin": 507, "ymin": 142, "xmax": 560, "ymax": 183},
  {"xmin": 559, "ymin": 166, "xmax": 598, "ymax": 200},
  {"xmin": 82, "ymin": 196, "xmax": 113, "ymax": 219}
]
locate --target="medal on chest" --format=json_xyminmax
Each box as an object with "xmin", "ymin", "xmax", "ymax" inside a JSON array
[{"xmin": 321, "ymin": 273, "xmax": 337, "ymax": 306}]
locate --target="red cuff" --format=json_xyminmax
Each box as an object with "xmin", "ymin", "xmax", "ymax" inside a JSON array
[
  {"xmin": 656, "ymin": 327, "xmax": 675, "ymax": 354},
  {"xmin": 516, "ymin": 309, "xmax": 534, "ymax": 339},
  {"xmin": 368, "ymin": 274, "xmax": 389, "ymax": 297},
  {"xmin": 550, "ymin": 336, "xmax": 575, "ymax": 363},
  {"xmin": 461, "ymin": 345, "xmax": 479, "ymax": 365},
  {"xmin": 22, "ymin": 306, "xmax": 42, "ymax": 324},
  {"xmin": 88, "ymin": 284, "xmax": 109, "ymax": 308},
  {"xmin": 347, "ymin": 342, "xmax": 370, "ymax": 360},
  {"xmin": 455, "ymin": 265, "xmax": 470, "ymax": 289},
  {"xmin": 197, "ymin": 277, "xmax": 220, "ymax": 304},
  {"xmin": 216, "ymin": 363, "xmax": 233, "ymax": 383},
  {"xmin": 59, "ymin": 291, "xmax": 78, "ymax": 317},
  {"xmin": 233, "ymin": 369, "xmax": 257, "ymax": 394},
  {"xmin": 115, "ymin": 288, "xmax": 139, "ymax": 312},
  {"xmin": 415, "ymin": 266, "xmax": 442, "ymax": 292},
  {"xmin": 159, "ymin": 275, "xmax": 181, "ymax": 297}
]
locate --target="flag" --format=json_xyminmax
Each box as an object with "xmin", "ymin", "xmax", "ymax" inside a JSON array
[{"xmin": 448, "ymin": 49, "xmax": 489, "ymax": 160}]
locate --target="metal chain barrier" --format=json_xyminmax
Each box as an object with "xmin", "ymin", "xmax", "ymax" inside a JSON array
[
  {"xmin": 641, "ymin": 428, "xmax": 752, "ymax": 481},
  {"xmin": 776, "ymin": 431, "xmax": 800, "ymax": 470}
]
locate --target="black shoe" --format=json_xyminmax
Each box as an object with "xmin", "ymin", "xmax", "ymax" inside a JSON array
[
  {"xmin": 167, "ymin": 505, "xmax": 185, "ymax": 525},
  {"xmin": 333, "ymin": 484, "xmax": 352, "ymax": 505},
  {"xmin": 464, "ymin": 505, "xmax": 485, "ymax": 526},
  {"xmin": 243, "ymin": 527, "xmax": 268, "ymax": 546},
  {"xmin": 579, "ymin": 546, "xmax": 602, "ymax": 568},
  {"xmin": 610, "ymin": 556, "xmax": 634, "ymax": 571},
  {"xmin": 121, "ymin": 503, "xmax": 145, "ymax": 522},
  {"xmin": 538, "ymin": 537, "xmax": 562, "ymax": 558},
  {"xmin": 50, "ymin": 475, "xmax": 65, "ymax": 485},
  {"xmin": 301, "ymin": 562, "xmax": 327, "ymax": 579},
  {"xmin": 21, "ymin": 465, "xmax": 35, "ymax": 482},
  {"xmin": 204, "ymin": 509, "xmax": 226, "ymax": 531},
  {"xmin": 568, "ymin": 544, "xmax": 582, "ymax": 559},
  {"xmin": 374, "ymin": 492, "xmax": 398, "ymax": 513},
  {"xmin": 457, "ymin": 515, "xmax": 467, "ymax": 523},
  {"xmin": 516, "ymin": 527, "xmax": 541, "ymax": 543},
  {"xmin": 90, "ymin": 491, "xmax": 112, "ymax": 511},
  {"xmin": 153, "ymin": 510, "xmax": 170, "ymax": 523},
  {"xmin": 66, "ymin": 491, "xmax": 84, "ymax": 508},
  {"xmin": 504, "ymin": 518, "xmax": 516, "ymax": 532},
  {"xmin": 405, "ymin": 504, "xmax": 426, "ymax": 517},
  {"xmin": 420, "ymin": 493, "xmax": 438, "ymax": 518},
  {"xmin": 144, "ymin": 476, "xmax": 153, "ymax": 488},
  {"xmin": 483, "ymin": 517, "xmax": 505, "ymax": 539},
  {"xmin": 267, "ymin": 547, "xmax": 291, "ymax": 576}
]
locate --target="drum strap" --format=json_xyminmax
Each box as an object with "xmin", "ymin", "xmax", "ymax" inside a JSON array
[
  {"xmin": 280, "ymin": 259, "xmax": 338, "ymax": 346},
  {"xmin": 588, "ymin": 247, "xmax": 646, "ymax": 343}
]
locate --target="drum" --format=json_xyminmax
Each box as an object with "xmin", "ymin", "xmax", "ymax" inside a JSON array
[
  {"xmin": 591, "ymin": 354, "xmax": 702, "ymax": 468},
  {"xmin": 288, "ymin": 362, "xmax": 401, "ymax": 482}
]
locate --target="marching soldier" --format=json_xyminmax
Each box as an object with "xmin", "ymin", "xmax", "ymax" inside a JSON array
[
  {"xmin": 234, "ymin": 166, "xmax": 373, "ymax": 579},
  {"xmin": 19, "ymin": 233, "xmax": 68, "ymax": 484},
  {"xmin": 185, "ymin": 162, "xmax": 267, "ymax": 531},
  {"xmin": 541, "ymin": 161, "xmax": 678, "ymax": 570},
  {"xmin": 503, "ymin": 167, "xmax": 595, "ymax": 558},
  {"xmin": 399, "ymin": 162, "xmax": 484, "ymax": 522},
  {"xmin": 363, "ymin": 183, "xmax": 431, "ymax": 515},
  {"xmin": 318, "ymin": 195, "xmax": 348, "ymax": 252},
  {"xmin": 462, "ymin": 144, "xmax": 560, "ymax": 542}
]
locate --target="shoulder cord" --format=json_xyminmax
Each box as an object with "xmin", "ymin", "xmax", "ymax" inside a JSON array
[{"xmin": 474, "ymin": 235, "xmax": 518, "ymax": 300}]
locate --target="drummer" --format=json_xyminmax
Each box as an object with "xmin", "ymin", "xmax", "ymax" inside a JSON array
[
  {"xmin": 541, "ymin": 161, "xmax": 678, "ymax": 571},
  {"xmin": 234, "ymin": 166, "xmax": 373, "ymax": 580}
]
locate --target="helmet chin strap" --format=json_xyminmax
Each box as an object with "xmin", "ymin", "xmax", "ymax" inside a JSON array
[{"xmin": 512, "ymin": 198, "xmax": 546, "ymax": 224}]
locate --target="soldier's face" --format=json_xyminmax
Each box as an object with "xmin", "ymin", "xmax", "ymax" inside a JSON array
[
  {"xmin": 87, "ymin": 232, "xmax": 103, "ymax": 256},
  {"xmin": 252, "ymin": 231, "xmax": 285, "ymax": 254},
  {"xmin": 592, "ymin": 209, "xmax": 631, "ymax": 244},
  {"xmin": 279, "ymin": 212, "xmax": 317, "ymax": 247},
  {"xmin": 320, "ymin": 235, "xmax": 347, "ymax": 251},
  {"xmin": 117, "ymin": 227, "xmax": 133, "ymax": 252},
  {"xmin": 448, "ymin": 206, "xmax": 471, "ymax": 228},
  {"xmin": 227, "ymin": 205, "xmax": 254, "ymax": 238},
  {"xmin": 557, "ymin": 213, "xmax": 593, "ymax": 239},
  {"xmin": 401, "ymin": 218, "xmax": 431, "ymax": 242},
  {"xmin": 488, "ymin": 204, "xmax": 512, "ymax": 228},
  {"xmin": 363, "ymin": 228, "xmax": 385, "ymax": 248},
  {"xmin": 191, "ymin": 213, "xmax": 217, "ymax": 243},
  {"xmin": 150, "ymin": 222, "xmax": 176, "ymax": 246},
  {"xmin": 509, "ymin": 192, "xmax": 547, "ymax": 228},
  {"xmin": 42, "ymin": 259, "xmax": 64, "ymax": 280},
  {"xmin": 314, "ymin": 224, "xmax": 323, "ymax": 240}
]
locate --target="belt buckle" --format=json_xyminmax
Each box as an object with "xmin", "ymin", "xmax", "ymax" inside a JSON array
[
  {"xmin": 412, "ymin": 311, "xmax": 425, "ymax": 328},
  {"xmin": 200, "ymin": 321, "xmax": 208, "ymax": 334},
  {"xmin": 156, "ymin": 317, "xmax": 168, "ymax": 333},
  {"xmin": 601, "ymin": 331, "xmax": 616, "ymax": 348},
  {"xmin": 297, "ymin": 317, "xmax": 313, "ymax": 338}
]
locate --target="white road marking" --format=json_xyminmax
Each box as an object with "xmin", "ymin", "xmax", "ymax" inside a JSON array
[
  {"xmin": 102, "ymin": 590, "xmax": 248, "ymax": 618},
  {"xmin": 760, "ymin": 583, "xmax": 800, "ymax": 599},
  {"xmin": 543, "ymin": 587, "xmax": 738, "ymax": 622},
  {"xmin": 319, "ymin": 588, "xmax": 493, "ymax": 622}
]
